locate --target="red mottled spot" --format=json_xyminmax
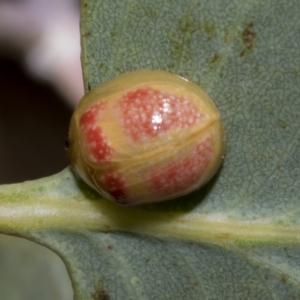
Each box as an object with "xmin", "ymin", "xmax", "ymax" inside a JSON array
[
  {"xmin": 118, "ymin": 87, "xmax": 203, "ymax": 142},
  {"xmin": 101, "ymin": 172, "xmax": 127, "ymax": 202},
  {"xmin": 147, "ymin": 136, "xmax": 214, "ymax": 196},
  {"xmin": 80, "ymin": 102, "xmax": 104, "ymax": 127},
  {"xmin": 79, "ymin": 102, "xmax": 113, "ymax": 162}
]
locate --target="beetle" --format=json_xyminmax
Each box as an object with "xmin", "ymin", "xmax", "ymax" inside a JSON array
[{"xmin": 66, "ymin": 70, "xmax": 225, "ymax": 205}]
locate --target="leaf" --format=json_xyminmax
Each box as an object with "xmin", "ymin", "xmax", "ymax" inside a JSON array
[
  {"xmin": 1, "ymin": 0, "xmax": 300, "ymax": 299},
  {"xmin": 0, "ymin": 234, "xmax": 72, "ymax": 300}
]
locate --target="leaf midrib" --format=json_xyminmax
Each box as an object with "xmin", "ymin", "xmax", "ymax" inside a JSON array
[{"xmin": 0, "ymin": 172, "xmax": 299, "ymax": 244}]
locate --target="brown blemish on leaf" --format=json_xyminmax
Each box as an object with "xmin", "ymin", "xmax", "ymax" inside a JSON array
[
  {"xmin": 107, "ymin": 245, "xmax": 114, "ymax": 250},
  {"xmin": 203, "ymin": 23, "xmax": 216, "ymax": 39},
  {"xmin": 281, "ymin": 274, "xmax": 289, "ymax": 283},
  {"xmin": 181, "ymin": 20, "xmax": 193, "ymax": 33},
  {"xmin": 92, "ymin": 281, "xmax": 110, "ymax": 300},
  {"xmin": 83, "ymin": 32, "xmax": 92, "ymax": 38},
  {"xmin": 240, "ymin": 22, "xmax": 256, "ymax": 57},
  {"xmin": 243, "ymin": 22, "xmax": 255, "ymax": 47},
  {"xmin": 209, "ymin": 53, "xmax": 220, "ymax": 64}
]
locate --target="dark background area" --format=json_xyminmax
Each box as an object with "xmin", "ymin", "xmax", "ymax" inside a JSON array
[
  {"xmin": 0, "ymin": 55, "xmax": 74, "ymax": 299},
  {"xmin": 0, "ymin": 1, "xmax": 80, "ymax": 298},
  {"xmin": 0, "ymin": 56, "xmax": 72, "ymax": 183}
]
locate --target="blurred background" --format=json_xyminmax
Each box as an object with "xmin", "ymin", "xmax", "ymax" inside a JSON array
[{"xmin": 0, "ymin": 0, "xmax": 84, "ymax": 298}]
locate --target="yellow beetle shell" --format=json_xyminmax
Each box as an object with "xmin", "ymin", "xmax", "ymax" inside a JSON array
[{"xmin": 67, "ymin": 70, "xmax": 225, "ymax": 205}]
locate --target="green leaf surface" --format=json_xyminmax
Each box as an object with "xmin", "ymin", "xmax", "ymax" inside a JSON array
[
  {"xmin": 0, "ymin": 234, "xmax": 72, "ymax": 300},
  {"xmin": 1, "ymin": 0, "xmax": 300, "ymax": 299}
]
